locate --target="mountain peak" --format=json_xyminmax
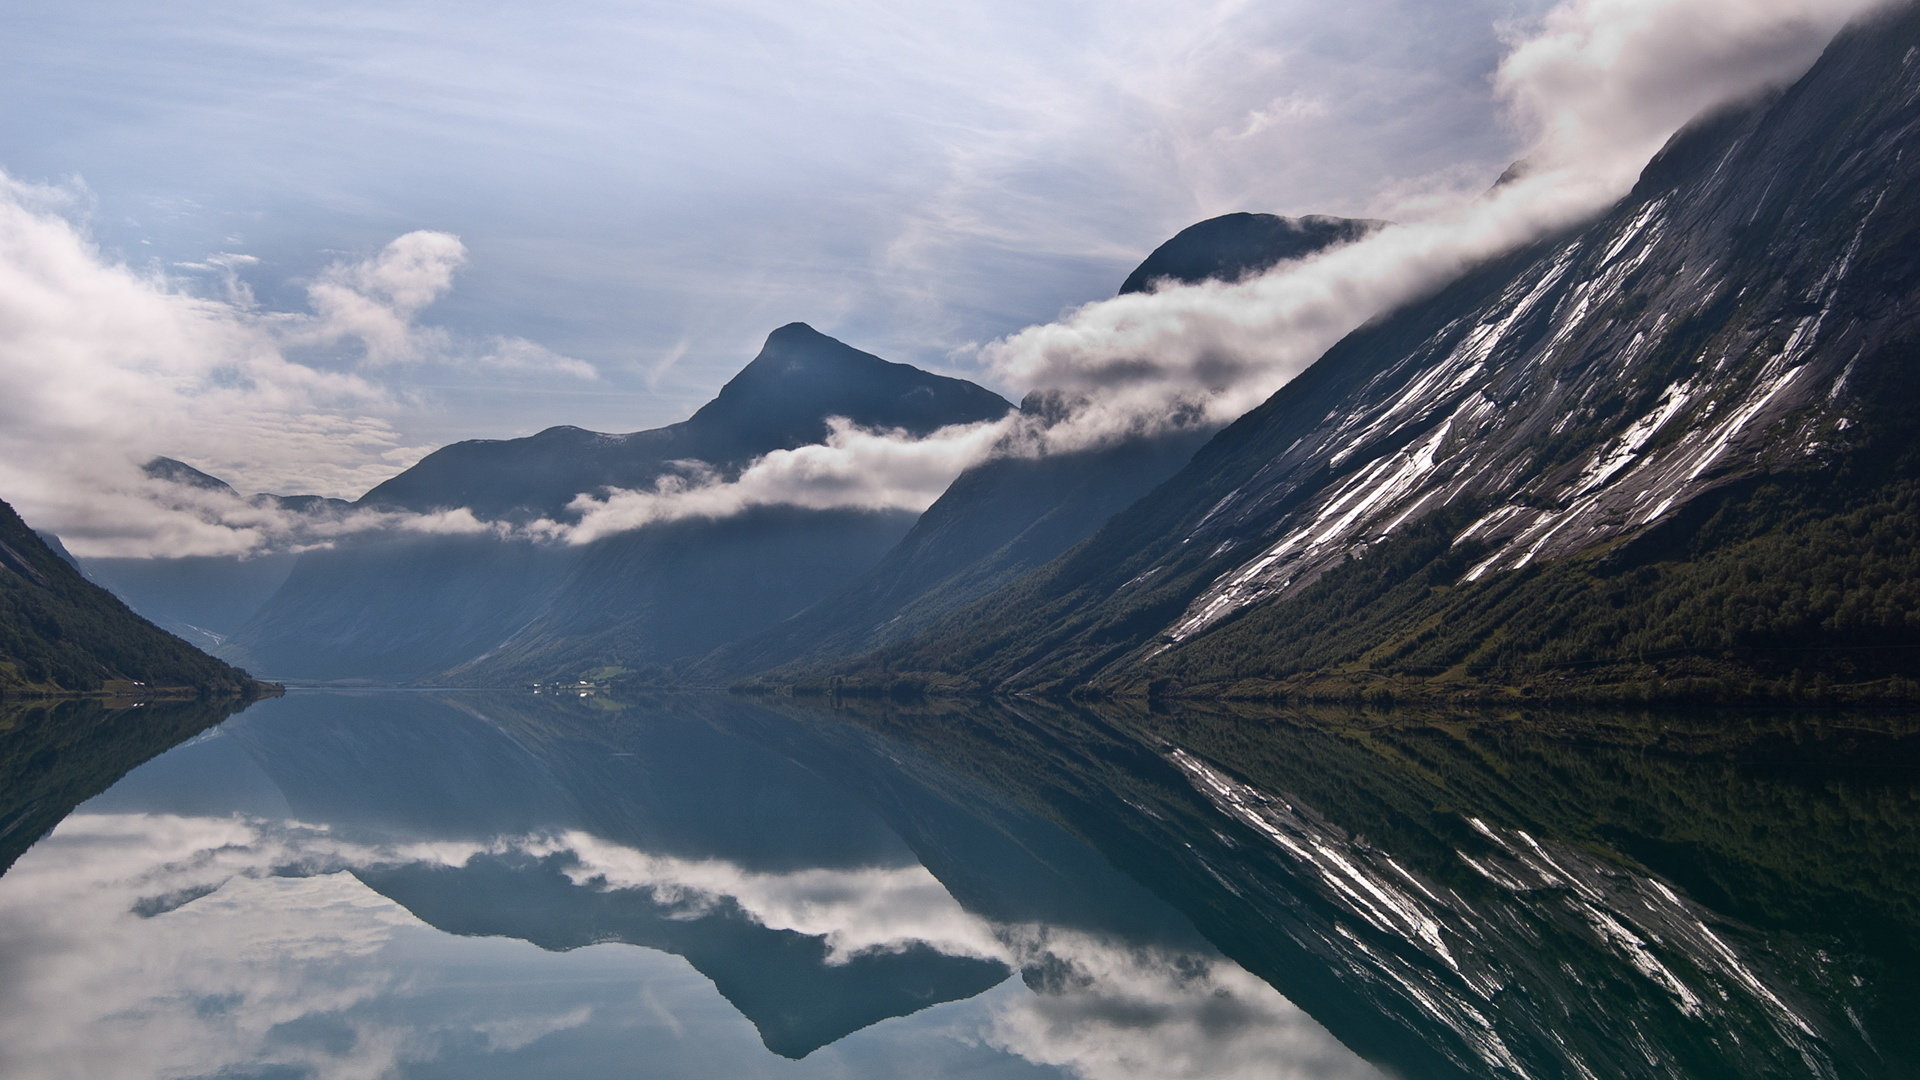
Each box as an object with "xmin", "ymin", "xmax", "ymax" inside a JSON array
[
  {"xmin": 691, "ymin": 324, "xmax": 1011, "ymax": 441},
  {"xmin": 357, "ymin": 326, "xmax": 1011, "ymax": 519},
  {"xmin": 766, "ymin": 320, "xmax": 825, "ymax": 342},
  {"xmin": 142, "ymin": 456, "xmax": 237, "ymax": 496},
  {"xmin": 722, "ymin": 322, "xmax": 886, "ymax": 385},
  {"xmin": 1119, "ymin": 213, "xmax": 1382, "ymax": 295}
]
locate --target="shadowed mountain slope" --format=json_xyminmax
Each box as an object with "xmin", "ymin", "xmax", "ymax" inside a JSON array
[
  {"xmin": 0, "ymin": 497, "xmax": 257, "ymax": 696},
  {"xmin": 228, "ymin": 325, "xmax": 1013, "ymax": 683},
  {"xmin": 698, "ymin": 215, "xmax": 1374, "ymax": 683}
]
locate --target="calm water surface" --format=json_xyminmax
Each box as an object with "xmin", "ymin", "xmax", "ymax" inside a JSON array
[{"xmin": 0, "ymin": 691, "xmax": 1913, "ymax": 1079}]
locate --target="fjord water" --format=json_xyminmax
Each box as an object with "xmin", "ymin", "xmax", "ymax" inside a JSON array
[{"xmin": 0, "ymin": 692, "xmax": 1912, "ymax": 1079}]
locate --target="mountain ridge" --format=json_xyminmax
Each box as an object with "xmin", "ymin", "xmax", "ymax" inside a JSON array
[
  {"xmin": 811, "ymin": 2, "xmax": 1920, "ymax": 704},
  {"xmin": 358, "ymin": 322, "xmax": 1011, "ymax": 521},
  {"xmin": 0, "ymin": 497, "xmax": 262, "ymax": 696},
  {"xmin": 226, "ymin": 324, "xmax": 1014, "ymax": 683},
  {"xmin": 696, "ymin": 213, "xmax": 1379, "ymax": 684}
]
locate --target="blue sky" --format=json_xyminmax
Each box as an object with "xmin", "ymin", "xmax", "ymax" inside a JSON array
[
  {"xmin": 1, "ymin": 0, "xmax": 1543, "ymax": 444},
  {"xmin": 0, "ymin": 0, "xmax": 1879, "ymax": 554}
]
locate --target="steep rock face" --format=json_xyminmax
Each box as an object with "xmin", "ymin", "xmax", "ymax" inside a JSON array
[
  {"xmin": 230, "ymin": 326, "xmax": 1013, "ymax": 682},
  {"xmin": 858, "ymin": 4, "xmax": 1920, "ymax": 698},
  {"xmin": 0, "ymin": 498, "xmax": 257, "ymax": 695},
  {"xmin": 701, "ymin": 216, "xmax": 1375, "ymax": 682},
  {"xmin": 358, "ymin": 323, "xmax": 1011, "ymax": 521}
]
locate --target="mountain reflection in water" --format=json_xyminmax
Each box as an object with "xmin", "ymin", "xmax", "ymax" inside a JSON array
[{"xmin": 0, "ymin": 691, "xmax": 1912, "ymax": 1080}]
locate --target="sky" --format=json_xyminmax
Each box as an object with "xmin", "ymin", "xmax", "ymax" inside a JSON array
[{"xmin": 0, "ymin": 0, "xmax": 1888, "ymax": 555}]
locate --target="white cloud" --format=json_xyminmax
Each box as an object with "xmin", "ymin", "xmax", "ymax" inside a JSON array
[
  {"xmin": 974, "ymin": 0, "xmax": 1886, "ymax": 450},
  {"xmin": 1, "ymin": 0, "xmax": 1884, "ymax": 556},
  {"xmin": 475, "ymin": 335, "xmax": 599, "ymax": 380},
  {"xmin": 0, "ymin": 172, "xmax": 588, "ymax": 556},
  {"xmin": 0, "ymin": 814, "xmax": 606, "ymax": 1080},
  {"xmin": 1494, "ymin": 0, "xmax": 1889, "ymax": 178},
  {"xmin": 544, "ymin": 416, "xmax": 1011, "ymax": 545},
  {"xmin": 537, "ymin": 0, "xmax": 1884, "ymax": 542},
  {"xmin": 0, "ymin": 812, "xmax": 1379, "ymax": 1079},
  {"xmin": 303, "ymin": 230, "xmax": 466, "ymax": 364}
]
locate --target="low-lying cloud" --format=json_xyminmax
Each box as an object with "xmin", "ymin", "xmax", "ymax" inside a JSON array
[
  {"xmin": 0, "ymin": 174, "xmax": 594, "ymax": 557},
  {"xmin": 4, "ymin": 0, "xmax": 1890, "ymax": 557},
  {"xmin": 522, "ymin": 0, "xmax": 1886, "ymax": 545},
  {"xmin": 544, "ymin": 417, "xmax": 1011, "ymax": 546}
]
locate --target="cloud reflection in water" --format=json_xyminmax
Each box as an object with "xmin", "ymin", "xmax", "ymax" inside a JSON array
[{"xmin": 0, "ymin": 811, "xmax": 1380, "ymax": 1080}]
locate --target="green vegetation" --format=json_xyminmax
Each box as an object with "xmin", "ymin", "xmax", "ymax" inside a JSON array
[{"xmin": 0, "ymin": 499, "xmax": 259, "ymax": 697}]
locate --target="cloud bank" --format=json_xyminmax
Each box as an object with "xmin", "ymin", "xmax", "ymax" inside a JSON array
[
  {"xmin": 2, "ymin": 0, "xmax": 1888, "ymax": 556},
  {"xmin": 545, "ymin": 417, "xmax": 1011, "ymax": 546},
  {"xmin": 0, "ymin": 175, "xmax": 592, "ymax": 556},
  {"xmin": 528, "ymin": 0, "xmax": 1884, "ymax": 543}
]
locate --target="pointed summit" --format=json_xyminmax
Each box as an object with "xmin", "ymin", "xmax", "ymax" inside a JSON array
[
  {"xmin": 142, "ymin": 456, "xmax": 237, "ymax": 496},
  {"xmin": 357, "ymin": 324, "xmax": 1010, "ymax": 520},
  {"xmin": 690, "ymin": 322, "xmax": 1010, "ymax": 445}
]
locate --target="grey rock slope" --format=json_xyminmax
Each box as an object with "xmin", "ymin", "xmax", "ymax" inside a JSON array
[
  {"xmin": 849, "ymin": 3, "xmax": 1920, "ymax": 698},
  {"xmin": 698, "ymin": 214, "xmax": 1374, "ymax": 682},
  {"xmin": 229, "ymin": 325, "xmax": 1013, "ymax": 683}
]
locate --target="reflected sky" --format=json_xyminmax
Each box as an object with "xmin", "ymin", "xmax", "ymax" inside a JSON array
[
  {"xmin": 0, "ymin": 692, "xmax": 1381, "ymax": 1080},
  {"xmin": 6, "ymin": 690, "xmax": 1913, "ymax": 1079}
]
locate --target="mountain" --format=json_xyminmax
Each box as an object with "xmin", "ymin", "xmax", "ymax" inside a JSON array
[
  {"xmin": 359, "ymin": 322, "xmax": 1010, "ymax": 520},
  {"xmin": 1118, "ymin": 213, "xmax": 1380, "ymax": 295},
  {"xmin": 829, "ymin": 3, "xmax": 1920, "ymax": 703},
  {"xmin": 699, "ymin": 214, "xmax": 1375, "ymax": 683},
  {"xmin": 0, "ymin": 497, "xmax": 259, "ymax": 696},
  {"xmin": 80, "ymin": 458, "xmax": 352, "ymax": 652},
  {"xmin": 226, "ymin": 324, "xmax": 1014, "ymax": 682}
]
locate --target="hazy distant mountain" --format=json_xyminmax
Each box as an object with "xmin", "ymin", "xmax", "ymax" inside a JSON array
[
  {"xmin": 0, "ymin": 497, "xmax": 257, "ymax": 695},
  {"xmin": 229, "ymin": 324, "xmax": 1013, "ymax": 682},
  {"xmin": 82, "ymin": 457, "xmax": 351, "ymax": 651},
  {"xmin": 359, "ymin": 322, "xmax": 1010, "ymax": 521},
  {"xmin": 700, "ymin": 214, "xmax": 1375, "ymax": 683},
  {"xmin": 830, "ymin": 3, "xmax": 1920, "ymax": 703}
]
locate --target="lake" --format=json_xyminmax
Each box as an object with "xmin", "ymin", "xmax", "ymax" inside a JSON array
[{"xmin": 0, "ymin": 690, "xmax": 1913, "ymax": 1079}]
